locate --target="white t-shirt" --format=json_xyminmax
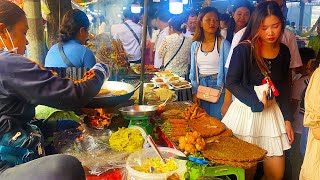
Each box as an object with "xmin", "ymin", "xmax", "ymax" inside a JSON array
[
  {"xmin": 154, "ymin": 27, "xmax": 169, "ymax": 68},
  {"xmin": 183, "ymin": 29, "xmax": 194, "ymax": 37},
  {"xmin": 151, "ymin": 29, "xmax": 160, "ymax": 44},
  {"xmin": 225, "ymin": 27, "xmax": 302, "ymax": 69},
  {"xmin": 111, "ymin": 20, "xmax": 142, "ymax": 62}
]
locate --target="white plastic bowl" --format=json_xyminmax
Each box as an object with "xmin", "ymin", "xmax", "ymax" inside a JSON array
[{"xmin": 126, "ymin": 147, "xmax": 186, "ymax": 180}]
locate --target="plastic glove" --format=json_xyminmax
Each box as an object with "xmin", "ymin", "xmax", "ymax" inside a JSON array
[{"xmin": 91, "ymin": 63, "xmax": 110, "ymax": 80}]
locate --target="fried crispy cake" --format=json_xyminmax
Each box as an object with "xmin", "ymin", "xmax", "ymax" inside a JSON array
[
  {"xmin": 188, "ymin": 116, "xmax": 226, "ymax": 137},
  {"xmin": 202, "ymin": 137, "xmax": 267, "ymax": 163}
]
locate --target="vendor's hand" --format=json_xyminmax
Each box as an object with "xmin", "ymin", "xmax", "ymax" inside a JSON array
[
  {"xmin": 261, "ymin": 91, "xmax": 274, "ymax": 109},
  {"xmin": 192, "ymin": 94, "xmax": 200, "ymax": 105},
  {"xmin": 91, "ymin": 63, "xmax": 110, "ymax": 80},
  {"xmin": 285, "ymin": 120, "xmax": 294, "ymax": 145}
]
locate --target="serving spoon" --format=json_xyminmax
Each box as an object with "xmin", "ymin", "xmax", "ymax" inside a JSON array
[{"xmin": 146, "ymin": 135, "xmax": 166, "ymax": 164}]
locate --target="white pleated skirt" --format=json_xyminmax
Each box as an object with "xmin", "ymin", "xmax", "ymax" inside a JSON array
[{"xmin": 222, "ymin": 95, "xmax": 291, "ymax": 157}]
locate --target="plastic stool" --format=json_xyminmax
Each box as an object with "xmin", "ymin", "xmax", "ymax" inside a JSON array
[{"xmin": 190, "ymin": 165, "xmax": 245, "ymax": 180}]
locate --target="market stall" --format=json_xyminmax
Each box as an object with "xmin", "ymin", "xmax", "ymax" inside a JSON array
[{"xmin": 49, "ymin": 93, "xmax": 268, "ymax": 180}]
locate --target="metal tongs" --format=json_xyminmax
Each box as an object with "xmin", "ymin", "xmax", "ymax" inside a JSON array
[{"xmin": 146, "ymin": 135, "xmax": 166, "ymax": 164}]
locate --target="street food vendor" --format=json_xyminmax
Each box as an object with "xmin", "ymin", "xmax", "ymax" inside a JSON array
[{"xmin": 0, "ymin": 1, "xmax": 108, "ymax": 179}]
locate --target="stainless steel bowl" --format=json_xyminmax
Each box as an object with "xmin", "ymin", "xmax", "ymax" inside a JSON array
[{"xmin": 118, "ymin": 105, "xmax": 157, "ymax": 118}]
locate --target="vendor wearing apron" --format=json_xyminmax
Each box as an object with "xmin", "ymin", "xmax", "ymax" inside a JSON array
[{"xmin": 0, "ymin": 2, "xmax": 109, "ymax": 180}]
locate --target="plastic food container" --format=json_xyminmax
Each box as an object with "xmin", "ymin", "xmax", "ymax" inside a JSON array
[{"xmin": 126, "ymin": 147, "xmax": 186, "ymax": 180}]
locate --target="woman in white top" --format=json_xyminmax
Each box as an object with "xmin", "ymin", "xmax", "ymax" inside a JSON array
[
  {"xmin": 158, "ymin": 16, "xmax": 193, "ymax": 76},
  {"xmin": 189, "ymin": 7, "xmax": 231, "ymax": 120}
]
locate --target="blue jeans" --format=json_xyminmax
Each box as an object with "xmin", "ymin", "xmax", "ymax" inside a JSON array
[
  {"xmin": 199, "ymin": 75, "xmax": 225, "ymax": 120},
  {"xmin": 300, "ymin": 127, "xmax": 309, "ymax": 156}
]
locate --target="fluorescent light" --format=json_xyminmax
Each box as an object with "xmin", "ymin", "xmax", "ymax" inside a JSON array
[
  {"xmin": 131, "ymin": 2, "xmax": 141, "ymax": 13},
  {"xmin": 183, "ymin": 0, "xmax": 188, "ymax": 4},
  {"xmin": 169, "ymin": 0, "xmax": 183, "ymax": 14}
]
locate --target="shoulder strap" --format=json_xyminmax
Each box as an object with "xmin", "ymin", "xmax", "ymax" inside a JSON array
[
  {"xmin": 58, "ymin": 43, "xmax": 75, "ymax": 67},
  {"xmin": 299, "ymin": 78, "xmax": 310, "ymax": 114},
  {"xmin": 163, "ymin": 36, "xmax": 186, "ymax": 69},
  {"xmin": 195, "ymin": 42, "xmax": 201, "ymax": 85},
  {"xmin": 216, "ymin": 35, "xmax": 220, "ymax": 54},
  {"xmin": 304, "ymin": 78, "xmax": 309, "ymax": 86},
  {"xmin": 124, "ymin": 22, "xmax": 140, "ymax": 44}
]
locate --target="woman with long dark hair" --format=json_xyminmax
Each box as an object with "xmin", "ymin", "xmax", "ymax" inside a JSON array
[
  {"xmin": 222, "ymin": 2, "xmax": 294, "ymax": 179},
  {"xmin": 189, "ymin": 7, "xmax": 231, "ymax": 120},
  {"xmin": 226, "ymin": 0, "xmax": 253, "ymax": 43},
  {"xmin": 45, "ymin": 9, "xmax": 96, "ymax": 68}
]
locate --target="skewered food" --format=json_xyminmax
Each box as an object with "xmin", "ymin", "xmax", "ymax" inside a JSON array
[{"xmin": 161, "ymin": 119, "xmax": 189, "ymax": 142}]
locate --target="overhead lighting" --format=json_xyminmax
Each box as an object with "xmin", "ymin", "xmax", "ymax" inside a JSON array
[
  {"xmin": 183, "ymin": 0, "xmax": 188, "ymax": 4},
  {"xmin": 131, "ymin": 1, "xmax": 141, "ymax": 14},
  {"xmin": 153, "ymin": 0, "xmax": 160, "ymax": 2},
  {"xmin": 169, "ymin": 0, "xmax": 183, "ymax": 14}
]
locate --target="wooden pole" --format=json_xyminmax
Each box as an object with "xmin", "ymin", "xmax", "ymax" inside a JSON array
[
  {"xmin": 299, "ymin": 0, "xmax": 305, "ymax": 34},
  {"xmin": 24, "ymin": 0, "xmax": 46, "ymax": 65},
  {"xmin": 138, "ymin": 0, "xmax": 149, "ymax": 105},
  {"xmin": 47, "ymin": 0, "xmax": 72, "ymax": 48}
]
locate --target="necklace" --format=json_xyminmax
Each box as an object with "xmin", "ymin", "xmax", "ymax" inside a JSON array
[
  {"xmin": 201, "ymin": 36, "xmax": 216, "ymax": 56},
  {"xmin": 201, "ymin": 46, "xmax": 213, "ymax": 56}
]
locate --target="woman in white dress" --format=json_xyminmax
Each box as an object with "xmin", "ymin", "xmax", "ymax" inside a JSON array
[{"xmin": 222, "ymin": 2, "xmax": 294, "ymax": 180}]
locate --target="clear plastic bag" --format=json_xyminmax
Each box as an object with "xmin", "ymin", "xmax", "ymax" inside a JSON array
[{"xmin": 53, "ymin": 126, "xmax": 130, "ymax": 176}]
